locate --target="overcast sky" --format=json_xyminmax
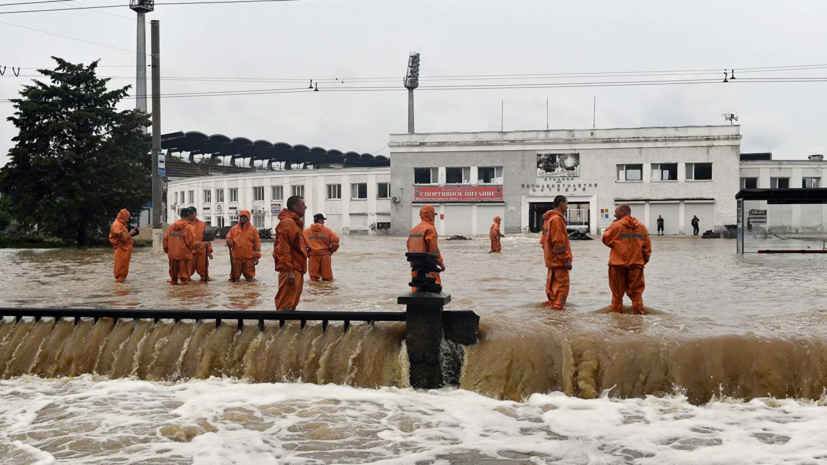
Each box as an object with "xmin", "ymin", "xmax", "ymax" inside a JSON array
[{"xmin": 1, "ymin": 0, "xmax": 826, "ymax": 166}]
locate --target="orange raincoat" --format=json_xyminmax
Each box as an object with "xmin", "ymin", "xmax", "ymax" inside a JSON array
[
  {"xmin": 303, "ymin": 223, "xmax": 340, "ymax": 282},
  {"xmin": 163, "ymin": 219, "xmax": 199, "ymax": 284},
  {"xmin": 602, "ymin": 215, "xmax": 652, "ymax": 314},
  {"xmin": 542, "ymin": 210, "xmax": 573, "ymax": 310},
  {"xmin": 273, "ymin": 209, "xmax": 308, "ymax": 310},
  {"xmin": 109, "ymin": 209, "xmax": 134, "ymax": 283},
  {"xmin": 407, "ymin": 205, "xmax": 444, "ymax": 291},
  {"xmin": 189, "ymin": 217, "xmax": 213, "ymax": 282},
  {"xmin": 489, "ymin": 216, "xmax": 503, "ymax": 253},
  {"xmin": 226, "ymin": 210, "xmax": 262, "ymax": 281}
]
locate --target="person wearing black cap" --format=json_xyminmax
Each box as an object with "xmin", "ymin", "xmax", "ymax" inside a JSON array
[
  {"xmin": 303, "ymin": 213, "xmax": 340, "ymax": 282},
  {"xmin": 187, "ymin": 207, "xmax": 214, "ymax": 282},
  {"xmin": 163, "ymin": 207, "xmax": 199, "ymax": 285}
]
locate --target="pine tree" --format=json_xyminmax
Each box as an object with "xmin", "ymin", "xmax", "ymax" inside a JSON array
[{"xmin": 0, "ymin": 57, "xmax": 151, "ymax": 246}]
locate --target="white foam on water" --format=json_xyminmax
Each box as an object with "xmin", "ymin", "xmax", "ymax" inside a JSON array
[{"xmin": 0, "ymin": 376, "xmax": 826, "ymax": 464}]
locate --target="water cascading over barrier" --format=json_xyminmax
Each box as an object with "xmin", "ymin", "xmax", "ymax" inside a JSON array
[{"xmin": 0, "ymin": 253, "xmax": 479, "ymax": 390}]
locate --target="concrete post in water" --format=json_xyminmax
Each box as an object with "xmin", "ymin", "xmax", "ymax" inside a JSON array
[
  {"xmin": 150, "ymin": 20, "xmax": 164, "ymax": 252},
  {"xmin": 400, "ymin": 252, "xmax": 478, "ymax": 389}
]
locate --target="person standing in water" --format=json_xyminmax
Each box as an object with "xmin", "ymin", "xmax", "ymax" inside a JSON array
[
  {"xmin": 109, "ymin": 209, "xmax": 139, "ymax": 283},
  {"xmin": 163, "ymin": 208, "xmax": 199, "ymax": 285},
  {"xmin": 407, "ymin": 205, "xmax": 445, "ymax": 291},
  {"xmin": 225, "ymin": 210, "xmax": 262, "ymax": 282},
  {"xmin": 274, "ymin": 196, "xmax": 308, "ymax": 310},
  {"xmin": 303, "ymin": 213, "xmax": 339, "ymax": 282},
  {"xmin": 602, "ymin": 204, "xmax": 652, "ymax": 315},
  {"xmin": 691, "ymin": 215, "xmax": 700, "ymax": 236},
  {"xmin": 489, "ymin": 216, "xmax": 504, "ymax": 253},
  {"xmin": 542, "ymin": 196, "xmax": 572, "ymax": 310},
  {"xmin": 656, "ymin": 215, "xmax": 664, "ymax": 236},
  {"xmin": 187, "ymin": 207, "xmax": 213, "ymax": 283}
]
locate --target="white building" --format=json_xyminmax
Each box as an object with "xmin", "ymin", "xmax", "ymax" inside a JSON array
[
  {"xmin": 167, "ymin": 167, "xmax": 392, "ymax": 235},
  {"xmin": 389, "ymin": 125, "xmax": 742, "ymax": 236},
  {"xmin": 739, "ymin": 153, "xmax": 827, "ymax": 232}
]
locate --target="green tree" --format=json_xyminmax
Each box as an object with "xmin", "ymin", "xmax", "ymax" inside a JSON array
[
  {"xmin": 0, "ymin": 57, "xmax": 151, "ymax": 246},
  {"xmin": 0, "ymin": 195, "xmax": 11, "ymax": 232}
]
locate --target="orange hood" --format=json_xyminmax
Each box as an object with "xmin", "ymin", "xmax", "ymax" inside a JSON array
[
  {"xmin": 420, "ymin": 205, "xmax": 436, "ymax": 224},
  {"xmin": 544, "ymin": 210, "xmax": 564, "ymax": 222},
  {"xmin": 117, "ymin": 209, "xmax": 130, "ymax": 225},
  {"xmin": 278, "ymin": 208, "xmax": 304, "ymax": 228},
  {"xmin": 494, "ymin": 216, "xmax": 501, "ymax": 224},
  {"xmin": 171, "ymin": 219, "xmax": 190, "ymax": 231},
  {"xmin": 309, "ymin": 223, "xmax": 325, "ymax": 233},
  {"xmin": 618, "ymin": 216, "xmax": 641, "ymax": 228}
]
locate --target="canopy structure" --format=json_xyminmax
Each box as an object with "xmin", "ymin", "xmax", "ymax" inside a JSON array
[
  {"xmin": 735, "ymin": 188, "xmax": 827, "ymax": 254},
  {"xmin": 161, "ymin": 131, "xmax": 390, "ymax": 169}
]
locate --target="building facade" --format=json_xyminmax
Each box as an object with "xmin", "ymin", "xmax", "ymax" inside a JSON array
[
  {"xmin": 389, "ymin": 125, "xmax": 742, "ymax": 236},
  {"xmin": 739, "ymin": 153, "xmax": 827, "ymax": 232},
  {"xmin": 167, "ymin": 167, "xmax": 392, "ymax": 235}
]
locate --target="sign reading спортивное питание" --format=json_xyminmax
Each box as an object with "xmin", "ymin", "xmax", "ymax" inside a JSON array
[{"xmin": 414, "ymin": 186, "xmax": 503, "ymax": 202}]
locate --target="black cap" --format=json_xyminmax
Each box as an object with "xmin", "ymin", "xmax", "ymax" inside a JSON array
[
  {"xmin": 314, "ymin": 213, "xmax": 326, "ymax": 222},
  {"xmin": 189, "ymin": 207, "xmax": 197, "ymax": 213},
  {"xmin": 180, "ymin": 207, "xmax": 191, "ymax": 217}
]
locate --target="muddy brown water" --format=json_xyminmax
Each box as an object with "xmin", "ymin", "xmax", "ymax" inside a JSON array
[{"xmin": 1, "ymin": 235, "xmax": 826, "ymax": 404}]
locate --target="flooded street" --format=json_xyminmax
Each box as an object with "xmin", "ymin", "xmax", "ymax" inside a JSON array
[{"xmin": 1, "ymin": 235, "xmax": 827, "ymax": 464}]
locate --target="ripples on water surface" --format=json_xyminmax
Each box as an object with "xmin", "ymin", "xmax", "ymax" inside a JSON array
[{"xmin": 1, "ymin": 235, "xmax": 826, "ymax": 464}]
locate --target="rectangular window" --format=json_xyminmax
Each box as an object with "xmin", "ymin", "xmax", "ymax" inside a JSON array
[
  {"xmin": 770, "ymin": 177, "xmax": 790, "ymax": 188},
  {"xmin": 252, "ymin": 215, "xmax": 264, "ymax": 228},
  {"xmin": 803, "ymin": 177, "xmax": 820, "ymax": 188},
  {"xmin": 292, "ymin": 185, "xmax": 304, "ymax": 198},
  {"xmin": 617, "ymin": 164, "xmax": 643, "ymax": 181},
  {"xmin": 414, "ymin": 168, "xmax": 439, "ymax": 185},
  {"xmin": 187, "ymin": 191, "xmax": 194, "ymax": 204},
  {"xmin": 216, "ymin": 216, "xmax": 225, "ymax": 228},
  {"xmin": 740, "ymin": 177, "xmax": 758, "ymax": 189},
  {"xmin": 478, "ymin": 167, "xmax": 504, "ymax": 184},
  {"xmin": 203, "ymin": 190, "xmax": 212, "ymax": 203},
  {"xmin": 351, "ymin": 183, "xmax": 368, "ymax": 199},
  {"xmin": 327, "ymin": 184, "xmax": 342, "ymax": 200},
  {"xmin": 271, "ymin": 186, "xmax": 283, "ymax": 201},
  {"xmin": 377, "ymin": 183, "xmax": 390, "ymax": 199},
  {"xmin": 203, "ymin": 216, "xmax": 212, "ymax": 226},
  {"xmin": 686, "ymin": 163, "xmax": 713, "ymax": 180},
  {"xmin": 651, "ymin": 163, "xmax": 678, "ymax": 181},
  {"xmin": 216, "ymin": 189, "xmax": 225, "ymax": 203},
  {"xmin": 253, "ymin": 186, "xmax": 264, "ymax": 201},
  {"xmin": 229, "ymin": 188, "xmax": 238, "ymax": 203},
  {"xmin": 446, "ymin": 167, "xmax": 471, "ymax": 184}
]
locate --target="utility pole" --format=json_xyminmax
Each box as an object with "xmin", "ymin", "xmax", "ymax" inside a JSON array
[
  {"xmin": 151, "ymin": 19, "xmax": 163, "ymax": 251},
  {"xmin": 129, "ymin": 0, "xmax": 153, "ymax": 119},
  {"xmin": 404, "ymin": 52, "xmax": 420, "ymax": 134}
]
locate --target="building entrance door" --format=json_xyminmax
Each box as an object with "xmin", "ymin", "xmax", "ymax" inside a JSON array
[
  {"xmin": 529, "ymin": 202, "xmax": 590, "ymax": 233},
  {"xmin": 529, "ymin": 203, "xmax": 554, "ymax": 233}
]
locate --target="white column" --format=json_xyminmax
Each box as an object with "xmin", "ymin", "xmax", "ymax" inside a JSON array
[
  {"xmin": 470, "ymin": 166, "xmax": 479, "ymax": 185},
  {"xmin": 589, "ymin": 195, "xmax": 598, "ymax": 235},
  {"xmin": 644, "ymin": 202, "xmax": 651, "ymax": 230},
  {"xmin": 678, "ymin": 201, "xmax": 686, "ymax": 235},
  {"xmin": 471, "ymin": 204, "xmax": 478, "ymax": 235},
  {"xmin": 368, "ymin": 172, "xmax": 377, "ymax": 233},
  {"xmin": 342, "ymin": 174, "xmax": 351, "ymax": 233}
]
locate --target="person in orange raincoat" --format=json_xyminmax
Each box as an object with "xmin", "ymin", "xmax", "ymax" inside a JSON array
[
  {"xmin": 273, "ymin": 196, "xmax": 308, "ymax": 310},
  {"xmin": 108, "ymin": 209, "xmax": 140, "ymax": 283},
  {"xmin": 541, "ymin": 196, "xmax": 573, "ymax": 310},
  {"xmin": 489, "ymin": 216, "xmax": 504, "ymax": 253},
  {"xmin": 187, "ymin": 208, "xmax": 214, "ymax": 283},
  {"xmin": 225, "ymin": 210, "xmax": 262, "ymax": 282},
  {"xmin": 602, "ymin": 204, "xmax": 652, "ymax": 315},
  {"xmin": 303, "ymin": 213, "xmax": 340, "ymax": 282},
  {"xmin": 163, "ymin": 208, "xmax": 200, "ymax": 285},
  {"xmin": 407, "ymin": 205, "xmax": 445, "ymax": 291}
]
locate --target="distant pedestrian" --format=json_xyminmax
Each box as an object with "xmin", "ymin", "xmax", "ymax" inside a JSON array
[
  {"xmin": 656, "ymin": 215, "xmax": 664, "ymax": 236},
  {"xmin": 109, "ymin": 209, "xmax": 139, "ymax": 283},
  {"xmin": 303, "ymin": 213, "xmax": 339, "ymax": 282},
  {"xmin": 274, "ymin": 196, "xmax": 308, "ymax": 310},
  {"xmin": 602, "ymin": 204, "xmax": 651, "ymax": 315},
  {"xmin": 489, "ymin": 216, "xmax": 504, "ymax": 253},
  {"xmin": 691, "ymin": 215, "xmax": 700, "ymax": 236}
]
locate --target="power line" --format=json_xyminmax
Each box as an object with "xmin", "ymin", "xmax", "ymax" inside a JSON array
[
  {"xmin": 0, "ymin": 0, "xmax": 313, "ymax": 14},
  {"xmin": 0, "ymin": 19, "xmax": 138, "ymax": 52},
  {"xmin": 0, "ymin": 0, "xmax": 72, "ymax": 7}
]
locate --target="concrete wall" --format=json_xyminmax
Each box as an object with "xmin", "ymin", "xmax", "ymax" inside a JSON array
[
  {"xmin": 167, "ymin": 168, "xmax": 391, "ymax": 235},
  {"xmin": 390, "ymin": 125, "xmax": 741, "ymax": 235}
]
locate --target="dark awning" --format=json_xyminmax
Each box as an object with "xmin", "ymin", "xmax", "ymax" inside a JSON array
[
  {"xmin": 736, "ymin": 188, "xmax": 827, "ymax": 204},
  {"xmin": 161, "ymin": 131, "xmax": 390, "ymax": 168}
]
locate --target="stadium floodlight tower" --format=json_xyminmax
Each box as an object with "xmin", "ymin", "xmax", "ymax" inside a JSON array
[
  {"xmin": 404, "ymin": 52, "xmax": 420, "ymax": 134},
  {"xmin": 130, "ymin": 0, "xmax": 154, "ymax": 116}
]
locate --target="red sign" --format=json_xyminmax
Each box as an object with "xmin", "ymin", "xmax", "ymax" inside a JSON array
[{"xmin": 414, "ymin": 186, "xmax": 503, "ymax": 202}]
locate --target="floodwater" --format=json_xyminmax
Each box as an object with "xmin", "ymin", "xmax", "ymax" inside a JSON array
[{"xmin": 1, "ymin": 235, "xmax": 827, "ymax": 464}]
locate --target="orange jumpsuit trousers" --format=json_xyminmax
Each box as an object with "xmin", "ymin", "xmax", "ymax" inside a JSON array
[
  {"xmin": 308, "ymin": 255, "xmax": 333, "ymax": 282},
  {"xmin": 608, "ymin": 266, "xmax": 646, "ymax": 315},
  {"xmin": 231, "ymin": 258, "xmax": 256, "ymax": 281},
  {"xmin": 275, "ymin": 270, "xmax": 304, "ymax": 310},
  {"xmin": 545, "ymin": 268, "xmax": 570, "ymax": 310},
  {"xmin": 113, "ymin": 247, "xmax": 132, "ymax": 283},
  {"xmin": 168, "ymin": 259, "xmax": 192, "ymax": 285},
  {"xmin": 490, "ymin": 238, "xmax": 502, "ymax": 253}
]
